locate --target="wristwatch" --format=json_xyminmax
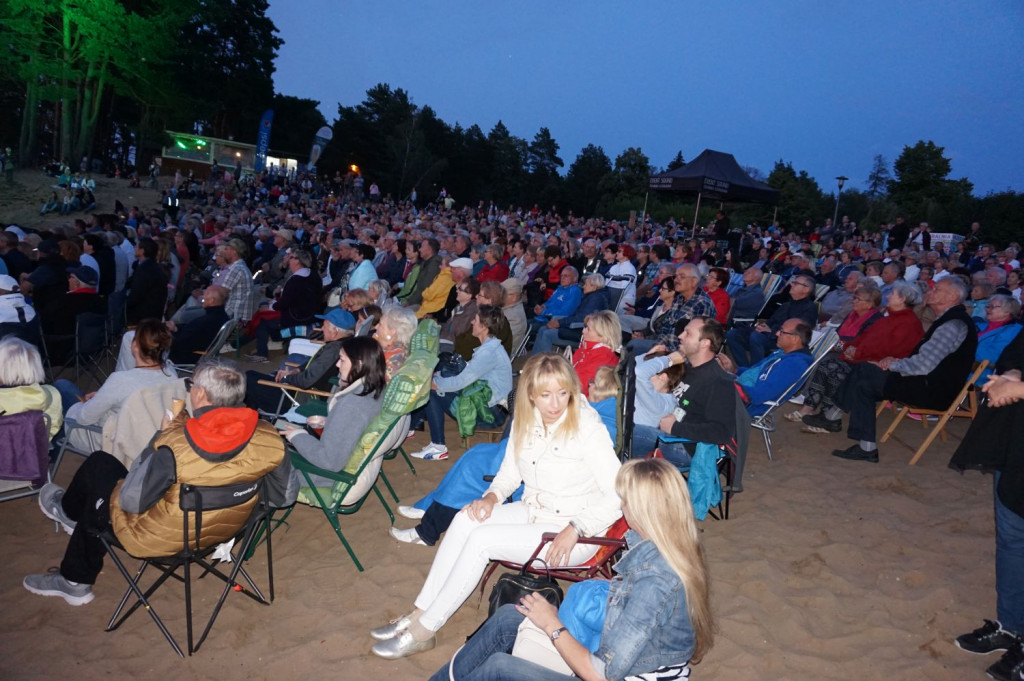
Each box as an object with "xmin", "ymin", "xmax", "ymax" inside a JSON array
[{"xmin": 550, "ymin": 626, "xmax": 567, "ymax": 642}]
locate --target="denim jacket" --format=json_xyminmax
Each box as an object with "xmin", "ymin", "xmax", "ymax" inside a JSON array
[{"xmin": 593, "ymin": 530, "xmax": 695, "ymax": 680}]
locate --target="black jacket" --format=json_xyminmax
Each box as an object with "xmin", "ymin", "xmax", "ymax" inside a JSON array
[{"xmin": 127, "ymin": 258, "xmax": 169, "ymax": 323}]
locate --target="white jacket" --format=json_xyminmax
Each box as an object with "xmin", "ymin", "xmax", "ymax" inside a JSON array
[
  {"xmin": 0, "ymin": 293, "xmax": 36, "ymax": 324},
  {"xmin": 485, "ymin": 398, "xmax": 621, "ymax": 537}
]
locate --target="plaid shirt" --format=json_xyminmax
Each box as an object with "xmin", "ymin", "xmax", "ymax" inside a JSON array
[
  {"xmin": 213, "ymin": 260, "xmax": 256, "ymax": 322},
  {"xmin": 654, "ymin": 288, "xmax": 718, "ymax": 349}
]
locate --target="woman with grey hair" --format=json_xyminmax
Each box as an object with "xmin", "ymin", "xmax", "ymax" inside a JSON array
[
  {"xmin": 367, "ymin": 279, "xmax": 393, "ymax": 309},
  {"xmin": 0, "ymin": 336, "xmax": 63, "ymax": 437},
  {"xmin": 376, "ymin": 306, "xmax": 418, "ymax": 380}
]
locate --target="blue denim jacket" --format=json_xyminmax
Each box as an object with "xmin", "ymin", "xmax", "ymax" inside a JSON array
[{"xmin": 593, "ymin": 530, "xmax": 695, "ymax": 680}]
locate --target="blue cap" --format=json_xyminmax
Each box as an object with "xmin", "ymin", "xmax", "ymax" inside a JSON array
[
  {"xmin": 315, "ymin": 308, "xmax": 355, "ymax": 330},
  {"xmin": 67, "ymin": 265, "xmax": 98, "ymax": 286}
]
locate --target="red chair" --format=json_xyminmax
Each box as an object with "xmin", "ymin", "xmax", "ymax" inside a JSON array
[{"xmin": 478, "ymin": 516, "xmax": 630, "ymax": 604}]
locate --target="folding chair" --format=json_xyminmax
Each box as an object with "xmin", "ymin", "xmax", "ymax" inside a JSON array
[
  {"xmin": 97, "ymin": 479, "xmax": 275, "ymax": 657},
  {"xmin": 616, "ymin": 347, "xmax": 638, "ymax": 461},
  {"xmin": 751, "ymin": 331, "xmax": 840, "ymax": 460},
  {"xmin": 0, "ymin": 411, "xmax": 53, "ymax": 503},
  {"xmin": 175, "ymin": 319, "xmax": 238, "ymax": 375},
  {"xmin": 876, "ymin": 360, "xmax": 989, "ymax": 466},
  {"xmin": 277, "ymin": 415, "xmax": 410, "ymax": 571},
  {"xmin": 655, "ymin": 437, "xmax": 735, "ymax": 520},
  {"xmin": 46, "ymin": 312, "xmax": 109, "ymax": 389},
  {"xmin": 477, "ymin": 516, "xmax": 629, "ymax": 605}
]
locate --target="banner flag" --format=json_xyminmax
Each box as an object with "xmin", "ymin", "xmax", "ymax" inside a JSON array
[
  {"xmin": 307, "ymin": 125, "xmax": 334, "ymax": 171},
  {"xmin": 254, "ymin": 109, "xmax": 274, "ymax": 173}
]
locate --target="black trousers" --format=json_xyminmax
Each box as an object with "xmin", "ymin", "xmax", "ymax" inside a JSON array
[
  {"xmin": 836, "ymin": 362, "xmax": 889, "ymax": 444},
  {"xmin": 59, "ymin": 451, "xmax": 128, "ymax": 584},
  {"xmin": 415, "ymin": 502, "xmax": 460, "ymax": 546}
]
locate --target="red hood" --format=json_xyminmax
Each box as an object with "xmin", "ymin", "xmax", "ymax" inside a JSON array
[{"xmin": 185, "ymin": 407, "xmax": 259, "ymax": 455}]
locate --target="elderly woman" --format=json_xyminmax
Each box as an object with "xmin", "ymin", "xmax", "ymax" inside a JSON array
[
  {"xmin": 976, "ymin": 294, "xmax": 1022, "ymax": 382},
  {"xmin": 477, "ymin": 244, "xmax": 509, "ymax": 282},
  {"xmin": 440, "ymin": 277, "xmax": 479, "ymax": 347},
  {"xmin": 375, "ymin": 305, "xmax": 418, "ymax": 380},
  {"xmin": 372, "ymin": 354, "xmax": 622, "ymax": 660},
  {"xmin": 792, "ymin": 281, "xmax": 924, "ymax": 431},
  {"xmin": 348, "ymin": 244, "xmax": 378, "ymax": 292},
  {"xmin": 532, "ymin": 273, "xmax": 610, "ymax": 354},
  {"xmin": 607, "ymin": 244, "xmax": 637, "ymax": 308},
  {"xmin": 55, "ymin": 320, "xmax": 178, "ymax": 450},
  {"xmin": 410, "ymin": 305, "xmax": 513, "ymax": 461},
  {"xmin": 571, "ymin": 310, "xmax": 622, "ymax": 397},
  {"xmin": 835, "ymin": 284, "xmax": 884, "ymax": 344},
  {"xmin": 457, "ymin": 281, "xmax": 513, "ymax": 358},
  {"xmin": 0, "ymin": 336, "xmax": 62, "ymax": 438}
]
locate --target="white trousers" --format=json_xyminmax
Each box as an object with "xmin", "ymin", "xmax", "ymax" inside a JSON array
[{"xmin": 414, "ymin": 501, "xmax": 599, "ymax": 632}]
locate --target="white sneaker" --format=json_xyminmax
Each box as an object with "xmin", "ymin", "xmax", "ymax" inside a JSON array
[
  {"xmin": 409, "ymin": 443, "xmax": 448, "ymax": 460},
  {"xmin": 406, "ymin": 429, "xmax": 416, "ymax": 439},
  {"xmin": 398, "ymin": 505, "xmax": 425, "ymax": 520},
  {"xmin": 267, "ymin": 340, "xmax": 284, "ymax": 351},
  {"xmin": 390, "ymin": 526, "xmax": 426, "ymax": 546},
  {"xmin": 788, "ymin": 394, "xmax": 806, "ymax": 405},
  {"xmin": 219, "ymin": 343, "xmax": 236, "ymax": 354}
]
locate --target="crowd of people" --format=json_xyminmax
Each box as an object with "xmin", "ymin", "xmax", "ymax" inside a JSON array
[{"xmin": 2, "ymin": 164, "xmax": 1022, "ymax": 680}]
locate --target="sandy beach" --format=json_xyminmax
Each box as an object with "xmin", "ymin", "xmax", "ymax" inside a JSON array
[{"xmin": 0, "ymin": 412, "xmax": 997, "ymax": 681}]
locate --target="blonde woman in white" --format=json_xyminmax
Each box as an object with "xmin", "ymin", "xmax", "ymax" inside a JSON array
[{"xmin": 371, "ymin": 353, "xmax": 622, "ymax": 660}]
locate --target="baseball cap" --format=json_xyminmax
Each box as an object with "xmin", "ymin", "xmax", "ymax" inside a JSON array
[
  {"xmin": 450, "ymin": 257, "xmax": 474, "ymax": 271},
  {"xmin": 0, "ymin": 274, "xmax": 18, "ymax": 292},
  {"xmin": 315, "ymin": 308, "xmax": 355, "ymax": 330},
  {"xmin": 67, "ymin": 266, "xmax": 98, "ymax": 286}
]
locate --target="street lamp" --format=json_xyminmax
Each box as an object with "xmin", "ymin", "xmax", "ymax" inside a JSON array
[{"xmin": 832, "ymin": 175, "xmax": 848, "ymax": 229}]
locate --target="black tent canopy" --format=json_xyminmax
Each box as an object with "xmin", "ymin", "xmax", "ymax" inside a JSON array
[{"xmin": 649, "ymin": 148, "xmax": 779, "ymax": 218}]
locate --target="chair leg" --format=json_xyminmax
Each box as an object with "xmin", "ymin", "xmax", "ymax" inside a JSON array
[
  {"xmin": 103, "ymin": 547, "xmax": 184, "ymax": 658},
  {"xmin": 878, "ymin": 406, "xmax": 909, "ymax": 444},
  {"xmin": 325, "ymin": 509, "xmax": 364, "ymax": 572},
  {"xmin": 378, "ymin": 469, "xmax": 400, "ymax": 503},
  {"xmin": 398, "ymin": 446, "xmax": 416, "ymax": 475},
  {"xmin": 762, "ymin": 428, "xmax": 773, "ymax": 461},
  {"xmin": 907, "ymin": 412, "xmax": 956, "ymax": 466},
  {"xmin": 372, "ymin": 483, "xmax": 395, "ymax": 523}
]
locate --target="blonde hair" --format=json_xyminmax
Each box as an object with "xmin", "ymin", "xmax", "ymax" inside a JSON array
[
  {"xmin": 512, "ymin": 354, "xmax": 582, "ymax": 452},
  {"xmin": 588, "ymin": 365, "xmax": 620, "ymax": 403},
  {"xmin": 584, "ymin": 310, "xmax": 622, "ymax": 350},
  {"xmin": 616, "ymin": 458, "xmax": 714, "ymax": 664}
]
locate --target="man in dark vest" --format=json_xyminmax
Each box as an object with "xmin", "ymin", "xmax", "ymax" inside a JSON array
[{"xmin": 825, "ymin": 276, "xmax": 977, "ymax": 462}]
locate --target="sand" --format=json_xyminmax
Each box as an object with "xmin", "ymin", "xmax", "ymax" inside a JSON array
[{"xmin": 0, "ymin": 416, "xmax": 997, "ymax": 681}]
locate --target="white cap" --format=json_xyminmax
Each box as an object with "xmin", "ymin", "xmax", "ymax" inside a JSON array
[{"xmin": 450, "ymin": 257, "xmax": 474, "ymax": 271}]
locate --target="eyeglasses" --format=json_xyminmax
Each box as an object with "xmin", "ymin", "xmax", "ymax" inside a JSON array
[
  {"xmin": 790, "ymin": 281, "xmax": 811, "ymax": 288},
  {"xmin": 184, "ymin": 377, "xmax": 194, "ymax": 392},
  {"xmin": 777, "ymin": 329, "xmax": 800, "ymax": 336}
]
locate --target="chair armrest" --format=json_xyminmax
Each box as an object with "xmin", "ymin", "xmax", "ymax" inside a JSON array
[
  {"xmin": 256, "ymin": 379, "xmax": 332, "ymax": 398},
  {"xmin": 64, "ymin": 418, "xmax": 103, "ymax": 434},
  {"xmin": 538, "ymin": 531, "xmax": 627, "ymax": 548},
  {"xmin": 288, "ymin": 450, "xmax": 356, "ymax": 485}
]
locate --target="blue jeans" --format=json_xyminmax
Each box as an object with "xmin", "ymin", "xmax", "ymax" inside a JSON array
[
  {"xmin": 531, "ymin": 326, "xmax": 560, "ymax": 354},
  {"xmin": 412, "ymin": 389, "xmax": 506, "ymax": 446},
  {"xmin": 630, "ymin": 424, "xmax": 692, "ymax": 466},
  {"xmin": 427, "ymin": 605, "xmax": 573, "ymax": 681},
  {"xmin": 996, "ymin": 472, "xmax": 1024, "ymax": 634},
  {"xmin": 54, "ymin": 379, "xmax": 84, "ymax": 416}
]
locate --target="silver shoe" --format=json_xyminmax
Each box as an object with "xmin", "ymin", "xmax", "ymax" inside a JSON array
[
  {"xmin": 371, "ymin": 631, "xmax": 436, "ymax": 659},
  {"xmin": 370, "ymin": 615, "xmax": 412, "ymax": 641}
]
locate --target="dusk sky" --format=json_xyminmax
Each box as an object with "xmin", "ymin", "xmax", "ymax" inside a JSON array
[{"xmin": 265, "ymin": 1, "xmax": 1024, "ymax": 197}]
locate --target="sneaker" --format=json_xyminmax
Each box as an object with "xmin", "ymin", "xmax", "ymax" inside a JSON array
[
  {"xmin": 987, "ymin": 638, "xmax": 1024, "ymax": 681},
  {"xmin": 219, "ymin": 343, "xmax": 236, "ymax": 355},
  {"xmin": 409, "ymin": 443, "xmax": 448, "ymax": 460},
  {"xmin": 23, "ymin": 572, "xmax": 94, "ymax": 606},
  {"xmin": 38, "ymin": 483, "xmax": 75, "ymax": 535},
  {"xmin": 831, "ymin": 444, "xmax": 879, "ymax": 463},
  {"xmin": 783, "ymin": 410, "xmax": 806, "ymax": 423},
  {"xmin": 406, "ymin": 429, "xmax": 416, "ymax": 440},
  {"xmin": 370, "ymin": 615, "xmax": 413, "ymax": 641},
  {"xmin": 802, "ymin": 412, "xmax": 842, "ymax": 433},
  {"xmin": 787, "ymin": 394, "xmax": 806, "ymax": 405},
  {"xmin": 390, "ymin": 526, "xmax": 427, "ymax": 546},
  {"xmin": 398, "ymin": 505, "xmax": 425, "ymax": 520},
  {"xmin": 266, "ymin": 340, "xmax": 284, "ymax": 351},
  {"xmin": 371, "ymin": 630, "xmax": 436, "ymax": 659},
  {"xmin": 244, "ymin": 353, "xmax": 269, "ymax": 363},
  {"xmin": 957, "ymin": 620, "xmax": 1018, "ymax": 655}
]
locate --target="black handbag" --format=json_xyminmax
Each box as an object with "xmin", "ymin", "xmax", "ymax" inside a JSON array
[{"xmin": 487, "ymin": 558, "xmax": 564, "ymax": 616}]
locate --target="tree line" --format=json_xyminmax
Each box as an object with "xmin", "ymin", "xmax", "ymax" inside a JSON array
[{"xmin": 1, "ymin": 2, "xmax": 1019, "ymax": 245}]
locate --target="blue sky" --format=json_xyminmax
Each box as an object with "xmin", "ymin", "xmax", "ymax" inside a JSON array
[{"xmin": 266, "ymin": 1, "xmax": 1024, "ymax": 196}]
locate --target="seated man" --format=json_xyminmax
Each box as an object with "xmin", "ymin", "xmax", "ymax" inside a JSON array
[
  {"xmin": 727, "ymin": 273, "xmax": 818, "ymax": 367},
  {"xmin": 115, "ymin": 285, "xmax": 231, "ymax": 371},
  {"xmin": 244, "ymin": 308, "xmax": 355, "ymax": 414},
  {"xmin": 24, "ymin": 360, "xmax": 297, "ymax": 605},
  {"xmin": 531, "ymin": 273, "xmax": 610, "ymax": 354},
  {"xmin": 0, "ymin": 273, "xmax": 40, "ymax": 345},
  {"xmin": 631, "ymin": 317, "xmax": 737, "ymax": 466},
  {"xmin": 527, "ymin": 265, "xmax": 582, "ymax": 338},
  {"xmin": 811, "ymin": 277, "xmax": 978, "ymax": 463},
  {"xmin": 729, "ymin": 266, "xmax": 766, "ymax": 324},
  {"xmin": 737, "ymin": 319, "xmax": 814, "ymax": 417}
]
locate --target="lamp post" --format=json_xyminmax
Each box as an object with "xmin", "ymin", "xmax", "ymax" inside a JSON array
[{"xmin": 832, "ymin": 175, "xmax": 848, "ymax": 229}]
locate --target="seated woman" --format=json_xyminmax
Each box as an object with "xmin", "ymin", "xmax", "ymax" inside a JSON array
[
  {"xmin": 976, "ymin": 294, "xmax": 1022, "ymax": 382},
  {"xmin": 375, "ymin": 305, "xmax": 418, "ymax": 381},
  {"xmin": 409, "ymin": 305, "xmax": 513, "ymax": 461},
  {"xmin": 834, "ymin": 283, "xmax": 883, "ymax": 344},
  {"xmin": 371, "ymin": 354, "xmax": 622, "ymax": 660},
  {"xmin": 439, "ymin": 277, "xmax": 479, "ymax": 347},
  {"xmin": 0, "ymin": 336, "xmax": 63, "ymax": 438},
  {"xmin": 630, "ymin": 352, "xmax": 687, "ymax": 456},
  {"xmin": 428, "ymin": 458, "xmax": 713, "ymax": 681},
  {"xmin": 788, "ymin": 281, "xmax": 924, "ymax": 432},
  {"xmin": 571, "ymin": 310, "xmax": 621, "ymax": 397},
  {"xmin": 394, "ymin": 240, "xmax": 422, "ymax": 304},
  {"xmin": 54, "ymin": 320, "xmax": 177, "ymax": 451},
  {"xmin": 704, "ymin": 266, "xmax": 732, "ymax": 325},
  {"xmin": 390, "ymin": 366, "xmax": 621, "ymax": 548},
  {"xmin": 277, "ymin": 336, "xmax": 387, "ymax": 487}
]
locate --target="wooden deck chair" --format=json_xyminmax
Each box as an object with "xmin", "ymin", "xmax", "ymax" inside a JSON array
[
  {"xmin": 279, "ymin": 415, "xmax": 410, "ymax": 571},
  {"xmin": 477, "ymin": 516, "xmax": 630, "ymax": 606},
  {"xmin": 876, "ymin": 360, "xmax": 989, "ymax": 466}
]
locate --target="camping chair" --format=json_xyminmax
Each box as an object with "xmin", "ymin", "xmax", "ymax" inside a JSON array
[
  {"xmin": 876, "ymin": 360, "xmax": 989, "ymax": 466},
  {"xmin": 653, "ymin": 436, "xmax": 736, "ymax": 520},
  {"xmin": 255, "ymin": 378, "xmax": 332, "ymax": 421},
  {"xmin": 174, "ymin": 319, "xmax": 238, "ymax": 375},
  {"xmin": 0, "ymin": 411, "xmax": 53, "ymax": 504},
  {"xmin": 751, "ymin": 330, "xmax": 840, "ymax": 460},
  {"xmin": 96, "ymin": 478, "xmax": 275, "ymax": 657},
  {"xmin": 277, "ymin": 415, "xmax": 410, "ymax": 571},
  {"xmin": 45, "ymin": 312, "xmax": 109, "ymax": 389},
  {"xmin": 616, "ymin": 347, "xmax": 638, "ymax": 461},
  {"xmin": 477, "ymin": 516, "xmax": 630, "ymax": 606}
]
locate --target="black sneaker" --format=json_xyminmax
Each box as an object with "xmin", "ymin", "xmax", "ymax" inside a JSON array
[
  {"xmin": 986, "ymin": 637, "xmax": 1024, "ymax": 681},
  {"xmin": 831, "ymin": 444, "xmax": 879, "ymax": 463},
  {"xmin": 802, "ymin": 412, "xmax": 842, "ymax": 433},
  {"xmin": 957, "ymin": 620, "xmax": 1018, "ymax": 655}
]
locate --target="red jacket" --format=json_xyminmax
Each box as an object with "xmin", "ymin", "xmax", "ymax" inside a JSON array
[
  {"xmin": 572, "ymin": 341, "xmax": 619, "ymax": 397},
  {"xmin": 850, "ymin": 307, "xmax": 924, "ymax": 363},
  {"xmin": 478, "ymin": 262, "xmax": 509, "ymax": 283}
]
